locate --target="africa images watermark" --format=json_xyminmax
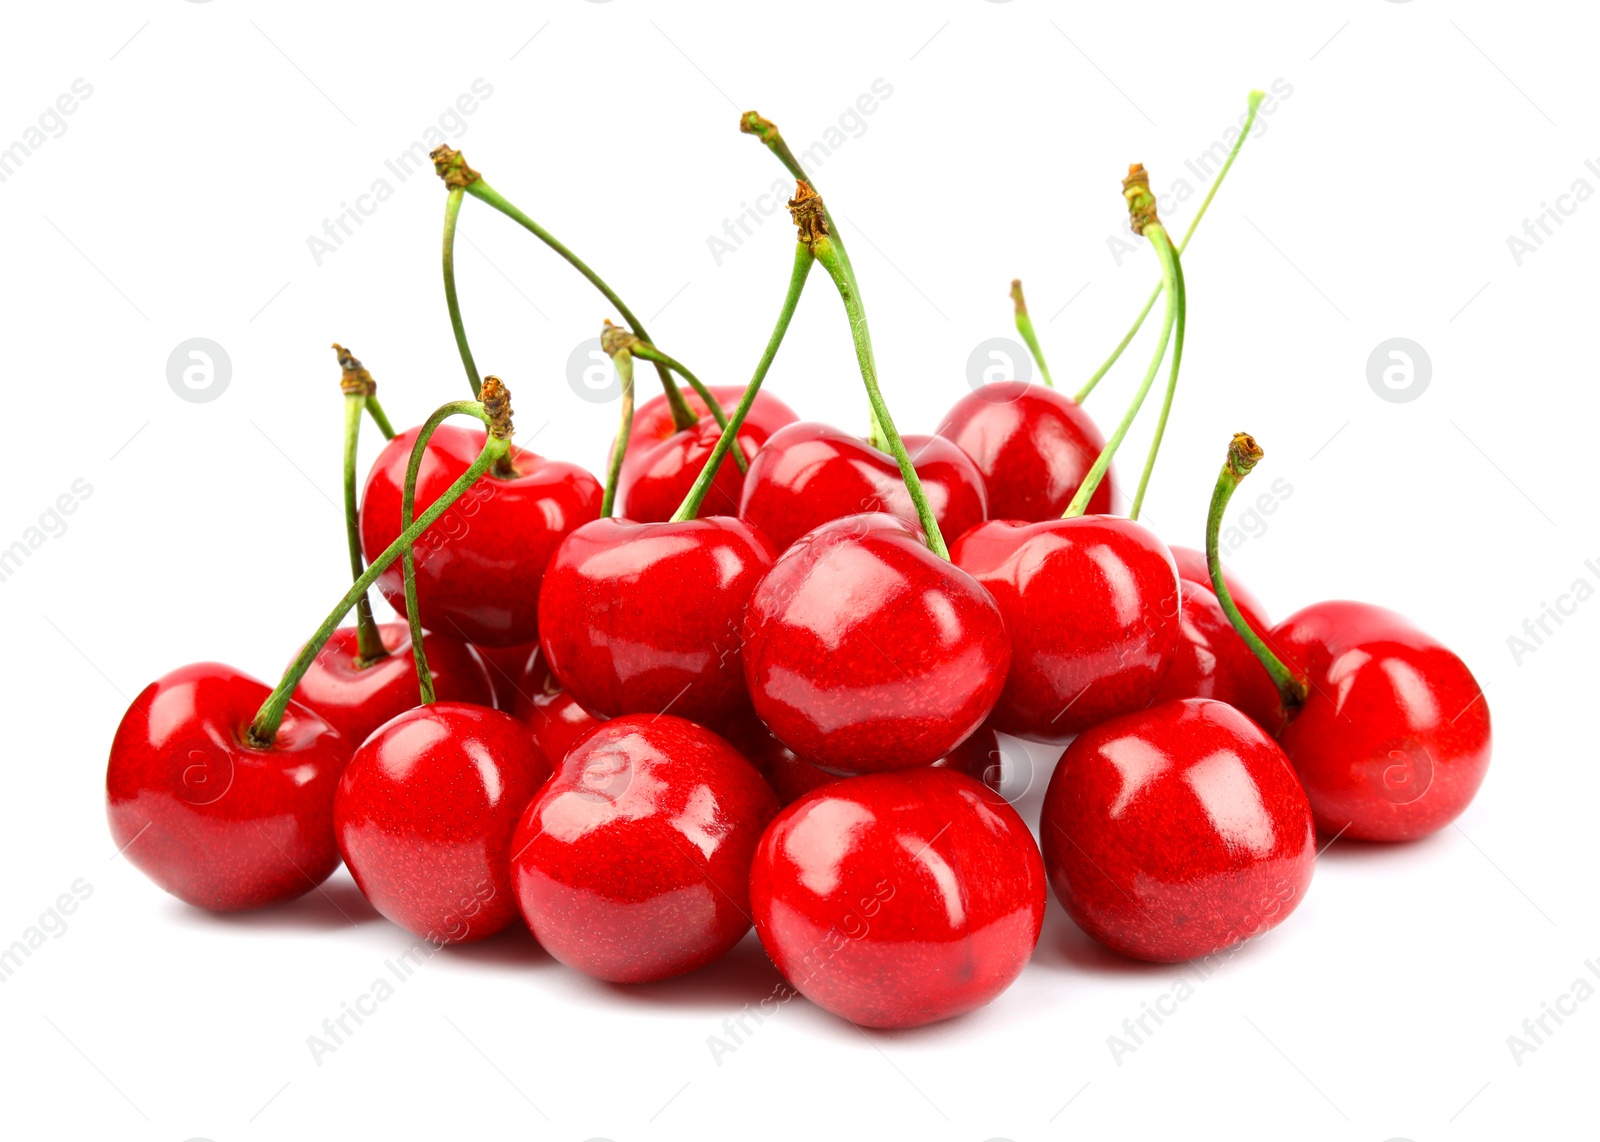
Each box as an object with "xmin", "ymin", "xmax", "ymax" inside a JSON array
[
  {"xmin": 0, "ymin": 78, "xmax": 94, "ymax": 185},
  {"xmin": 1504, "ymin": 159, "xmax": 1600, "ymax": 267},
  {"xmin": 704, "ymin": 79, "xmax": 895, "ymax": 268},
  {"xmin": 305, "ymin": 79, "xmax": 495, "ymax": 267},
  {"xmin": 0, "ymin": 479, "xmax": 94, "ymax": 586},
  {"xmin": 0, "ymin": 879, "xmax": 94, "ymax": 983},
  {"xmin": 1505, "ymin": 557, "xmax": 1600, "ymax": 666},
  {"xmin": 1505, "ymin": 956, "xmax": 1600, "ymax": 1066}
]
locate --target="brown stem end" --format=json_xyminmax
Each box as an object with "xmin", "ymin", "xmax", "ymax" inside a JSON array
[
  {"xmin": 600, "ymin": 318, "xmax": 639, "ymax": 358},
  {"xmin": 1010, "ymin": 279, "xmax": 1028, "ymax": 317},
  {"xmin": 431, "ymin": 145, "xmax": 481, "ymax": 189},
  {"xmin": 740, "ymin": 110, "xmax": 779, "ymax": 142},
  {"xmin": 1227, "ymin": 432, "xmax": 1263, "ymax": 481},
  {"xmin": 332, "ymin": 343, "xmax": 377, "ymax": 397},
  {"xmin": 1123, "ymin": 162, "xmax": 1160, "ymax": 236},
  {"xmin": 480, "ymin": 376, "xmax": 514, "ymax": 441},
  {"xmin": 788, "ymin": 180, "xmax": 828, "ymax": 249}
]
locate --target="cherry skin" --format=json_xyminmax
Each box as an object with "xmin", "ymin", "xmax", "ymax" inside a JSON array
[
  {"xmin": 1267, "ymin": 601, "xmax": 1492, "ymax": 842},
  {"xmin": 509, "ymin": 714, "xmax": 778, "ymax": 983},
  {"xmin": 1040, "ymin": 698, "xmax": 1316, "ymax": 963},
  {"xmin": 727, "ymin": 713, "xmax": 1005, "ymax": 806},
  {"xmin": 335, "ymin": 701, "xmax": 549, "ymax": 943},
  {"xmin": 292, "ymin": 622, "xmax": 495, "ymax": 747},
  {"xmin": 616, "ymin": 385, "xmax": 799, "ymax": 522},
  {"xmin": 538, "ymin": 516, "xmax": 776, "ymax": 730},
  {"xmin": 737, "ymin": 421, "xmax": 988, "ymax": 554},
  {"xmin": 512, "ymin": 645, "xmax": 605, "ymax": 771},
  {"xmin": 106, "ymin": 663, "xmax": 348, "ymax": 911},
  {"xmin": 951, "ymin": 516, "xmax": 1180, "ymax": 743},
  {"xmin": 472, "ymin": 639, "xmax": 542, "ymax": 712},
  {"xmin": 1169, "ymin": 544, "xmax": 1271, "ymax": 636},
  {"xmin": 935, "ymin": 382, "xmax": 1112, "ymax": 520},
  {"xmin": 1152, "ymin": 579, "xmax": 1283, "ymax": 732},
  {"xmin": 750, "ymin": 767, "xmax": 1045, "ymax": 1028},
  {"xmin": 742, "ymin": 513, "xmax": 1010, "ymax": 774},
  {"xmin": 359, "ymin": 423, "xmax": 602, "ymax": 647}
]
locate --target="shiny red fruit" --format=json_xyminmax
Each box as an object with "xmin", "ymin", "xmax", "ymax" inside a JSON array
[
  {"xmin": 951, "ymin": 516, "xmax": 1180, "ymax": 743},
  {"xmin": 1169, "ymin": 544, "xmax": 1271, "ymax": 636},
  {"xmin": 359, "ymin": 423, "xmax": 602, "ymax": 647},
  {"xmin": 538, "ymin": 516, "xmax": 775, "ymax": 730},
  {"xmin": 1153, "ymin": 579, "xmax": 1283, "ymax": 732},
  {"xmin": 292, "ymin": 623, "xmax": 495, "ymax": 747},
  {"xmin": 738, "ymin": 421, "xmax": 987, "ymax": 553},
  {"xmin": 510, "ymin": 715, "xmax": 778, "ymax": 982},
  {"xmin": 335, "ymin": 701, "xmax": 549, "ymax": 943},
  {"xmin": 935, "ymin": 383, "xmax": 1112, "ymax": 520},
  {"xmin": 1041, "ymin": 698, "xmax": 1316, "ymax": 963},
  {"xmin": 512, "ymin": 646, "xmax": 605, "ymax": 771},
  {"xmin": 728, "ymin": 714, "xmax": 1006, "ymax": 806},
  {"xmin": 751, "ymin": 768, "xmax": 1045, "ymax": 1028},
  {"xmin": 1269, "ymin": 601, "xmax": 1491, "ymax": 841},
  {"xmin": 743, "ymin": 513, "xmax": 1010, "ymax": 774},
  {"xmin": 616, "ymin": 385, "xmax": 798, "ymax": 522},
  {"xmin": 106, "ymin": 663, "xmax": 348, "ymax": 911}
]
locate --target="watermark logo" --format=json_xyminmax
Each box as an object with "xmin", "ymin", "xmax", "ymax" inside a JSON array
[
  {"xmin": 965, "ymin": 337, "xmax": 1032, "ymax": 401},
  {"xmin": 566, "ymin": 338, "xmax": 621, "ymax": 404},
  {"xmin": 167, "ymin": 338, "xmax": 231, "ymax": 403},
  {"xmin": 178, "ymin": 747, "xmax": 234, "ymax": 806},
  {"xmin": 1366, "ymin": 337, "xmax": 1430, "ymax": 404},
  {"xmin": 1367, "ymin": 741, "xmax": 1433, "ymax": 805}
]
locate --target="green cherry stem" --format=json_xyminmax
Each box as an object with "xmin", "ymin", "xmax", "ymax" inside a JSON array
[
  {"xmin": 793, "ymin": 182, "xmax": 948, "ymax": 558},
  {"xmin": 335, "ymin": 343, "xmax": 394, "ymax": 441},
  {"xmin": 740, "ymin": 112, "xmax": 857, "ymax": 281},
  {"xmin": 332, "ymin": 345, "xmax": 390, "ymax": 664},
  {"xmin": 441, "ymin": 186, "xmax": 481, "ymax": 399},
  {"xmin": 1074, "ymin": 90, "xmax": 1265, "ymax": 405},
  {"xmin": 599, "ymin": 325, "xmax": 636, "ymax": 518},
  {"xmin": 1205, "ymin": 432, "xmax": 1308, "ymax": 710},
  {"xmin": 624, "ymin": 340, "xmax": 748, "ymax": 474},
  {"xmin": 431, "ymin": 146, "xmax": 704, "ymax": 433},
  {"xmin": 1010, "ymin": 280, "xmax": 1054, "ymax": 388},
  {"xmin": 399, "ymin": 378, "xmax": 513, "ymax": 703},
  {"xmin": 1128, "ymin": 238, "xmax": 1188, "ymax": 520},
  {"xmin": 1064, "ymin": 166, "xmax": 1180, "ymax": 518},
  {"xmin": 248, "ymin": 396, "xmax": 510, "ymax": 745},
  {"xmin": 673, "ymin": 242, "xmax": 814, "ymax": 522}
]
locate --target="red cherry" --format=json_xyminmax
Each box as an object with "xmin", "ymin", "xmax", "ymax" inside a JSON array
[
  {"xmin": 1152, "ymin": 580, "xmax": 1283, "ymax": 732},
  {"xmin": 935, "ymin": 383, "xmax": 1112, "ymax": 520},
  {"xmin": 335, "ymin": 701, "xmax": 549, "ymax": 943},
  {"xmin": 472, "ymin": 639, "xmax": 542, "ymax": 712},
  {"xmin": 511, "ymin": 645, "xmax": 605, "ymax": 771},
  {"xmin": 1040, "ymin": 698, "xmax": 1316, "ymax": 962},
  {"xmin": 951, "ymin": 516, "xmax": 1180, "ymax": 743},
  {"xmin": 742, "ymin": 513, "xmax": 1010, "ymax": 774},
  {"xmin": 616, "ymin": 385, "xmax": 798, "ymax": 522},
  {"xmin": 538, "ymin": 516, "xmax": 776, "ymax": 729},
  {"xmin": 1169, "ymin": 544, "xmax": 1271, "ymax": 636},
  {"xmin": 738, "ymin": 421, "xmax": 988, "ymax": 553},
  {"xmin": 750, "ymin": 767, "xmax": 1045, "ymax": 1028},
  {"xmin": 106, "ymin": 663, "xmax": 348, "ymax": 911},
  {"xmin": 510, "ymin": 714, "xmax": 778, "ymax": 982},
  {"xmin": 359, "ymin": 423, "xmax": 601, "ymax": 646},
  {"xmin": 1268, "ymin": 601, "xmax": 1491, "ymax": 841},
  {"xmin": 292, "ymin": 622, "xmax": 495, "ymax": 747}
]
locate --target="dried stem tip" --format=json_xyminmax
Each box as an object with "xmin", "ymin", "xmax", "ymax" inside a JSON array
[
  {"xmin": 1226, "ymin": 432, "xmax": 1263, "ymax": 480},
  {"xmin": 480, "ymin": 376, "xmax": 514, "ymax": 440},
  {"xmin": 740, "ymin": 111, "xmax": 779, "ymax": 141},
  {"xmin": 431, "ymin": 145, "xmax": 480, "ymax": 189},
  {"xmin": 600, "ymin": 318, "xmax": 637, "ymax": 358},
  {"xmin": 788, "ymin": 181, "xmax": 828, "ymax": 249},
  {"xmin": 1122, "ymin": 162, "xmax": 1160, "ymax": 236},
  {"xmin": 1010, "ymin": 279, "xmax": 1028, "ymax": 317},
  {"xmin": 332, "ymin": 342, "xmax": 376, "ymax": 396}
]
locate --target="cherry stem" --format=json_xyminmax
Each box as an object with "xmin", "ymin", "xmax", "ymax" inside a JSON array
[
  {"xmin": 332, "ymin": 345, "xmax": 388, "ymax": 664},
  {"xmin": 441, "ymin": 186, "xmax": 481, "ymax": 399},
  {"xmin": 335, "ymin": 342, "xmax": 395, "ymax": 441},
  {"xmin": 432, "ymin": 146, "xmax": 705, "ymax": 433},
  {"xmin": 1064, "ymin": 168, "xmax": 1181, "ymax": 518},
  {"xmin": 1128, "ymin": 241, "xmax": 1188, "ymax": 521},
  {"xmin": 673, "ymin": 242, "xmax": 814, "ymax": 522},
  {"xmin": 248, "ymin": 398, "xmax": 511, "ymax": 745},
  {"xmin": 794, "ymin": 183, "xmax": 948, "ymax": 559},
  {"xmin": 400, "ymin": 381, "xmax": 512, "ymax": 703},
  {"xmin": 1010, "ymin": 280, "xmax": 1054, "ymax": 388},
  {"xmin": 599, "ymin": 329, "xmax": 636, "ymax": 518},
  {"xmin": 1205, "ymin": 432, "xmax": 1308, "ymax": 710},
  {"xmin": 1074, "ymin": 90, "xmax": 1265, "ymax": 405},
  {"xmin": 621, "ymin": 340, "xmax": 747, "ymax": 474}
]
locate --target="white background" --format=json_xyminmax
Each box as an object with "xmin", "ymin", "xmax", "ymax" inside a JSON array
[{"xmin": 1, "ymin": 1, "xmax": 1595, "ymax": 1139}]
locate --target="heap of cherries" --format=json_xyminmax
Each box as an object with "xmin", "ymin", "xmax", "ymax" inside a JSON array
[{"xmin": 107, "ymin": 94, "xmax": 1491, "ymax": 1030}]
